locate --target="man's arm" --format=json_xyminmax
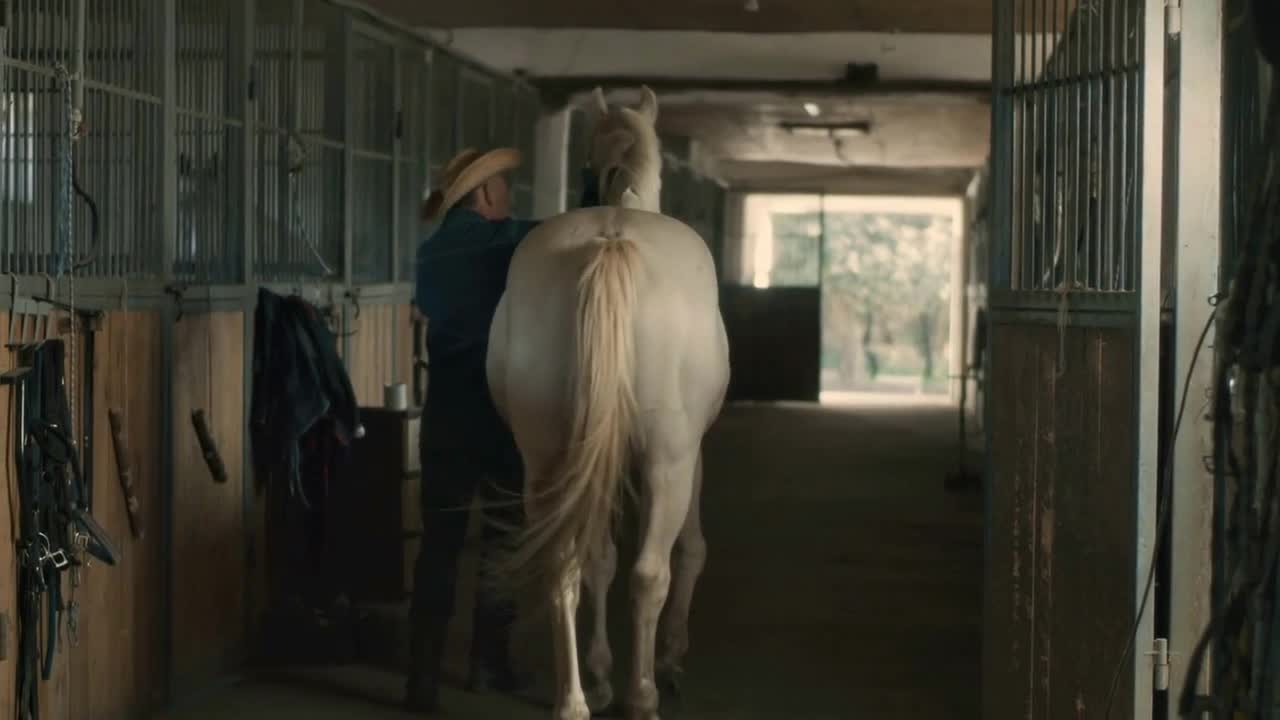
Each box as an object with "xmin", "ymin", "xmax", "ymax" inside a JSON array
[{"xmin": 492, "ymin": 217, "xmax": 541, "ymax": 247}]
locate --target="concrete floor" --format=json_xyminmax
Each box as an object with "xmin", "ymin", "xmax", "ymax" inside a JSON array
[{"xmin": 162, "ymin": 401, "xmax": 984, "ymax": 719}]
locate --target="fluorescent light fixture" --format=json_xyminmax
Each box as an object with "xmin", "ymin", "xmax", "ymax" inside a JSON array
[{"xmin": 779, "ymin": 121, "xmax": 872, "ymax": 139}]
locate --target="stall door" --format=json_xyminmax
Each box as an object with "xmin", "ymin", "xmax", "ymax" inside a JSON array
[{"xmin": 982, "ymin": 1, "xmax": 1167, "ymax": 718}]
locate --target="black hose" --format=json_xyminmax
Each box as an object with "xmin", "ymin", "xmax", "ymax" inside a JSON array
[{"xmin": 71, "ymin": 154, "xmax": 100, "ymax": 271}]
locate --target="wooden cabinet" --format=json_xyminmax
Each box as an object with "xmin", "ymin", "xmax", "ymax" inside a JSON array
[{"xmin": 329, "ymin": 407, "xmax": 422, "ymax": 603}]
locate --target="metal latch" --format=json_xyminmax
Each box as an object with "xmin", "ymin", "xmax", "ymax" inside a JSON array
[{"xmin": 1147, "ymin": 637, "xmax": 1171, "ymax": 691}]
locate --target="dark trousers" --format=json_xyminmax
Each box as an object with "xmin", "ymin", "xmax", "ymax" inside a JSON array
[{"xmin": 407, "ymin": 383, "xmax": 525, "ymax": 684}]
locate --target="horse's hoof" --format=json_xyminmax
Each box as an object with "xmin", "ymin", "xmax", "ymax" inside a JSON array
[{"xmin": 656, "ymin": 665, "xmax": 684, "ymax": 700}]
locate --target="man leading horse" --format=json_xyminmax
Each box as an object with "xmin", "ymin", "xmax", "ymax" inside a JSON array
[{"xmin": 406, "ymin": 146, "xmax": 598, "ymax": 713}]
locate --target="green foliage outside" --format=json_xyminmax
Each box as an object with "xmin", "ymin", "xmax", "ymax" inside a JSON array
[{"xmin": 769, "ymin": 210, "xmax": 954, "ymax": 395}]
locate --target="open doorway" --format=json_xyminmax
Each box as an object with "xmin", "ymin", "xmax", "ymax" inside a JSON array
[{"xmin": 736, "ymin": 193, "xmax": 964, "ymax": 406}]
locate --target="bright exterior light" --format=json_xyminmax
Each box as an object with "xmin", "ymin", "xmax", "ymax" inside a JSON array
[{"xmin": 803, "ymin": 102, "xmax": 821, "ymax": 117}]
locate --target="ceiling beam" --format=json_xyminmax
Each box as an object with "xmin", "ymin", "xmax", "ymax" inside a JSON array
[
  {"xmin": 360, "ymin": 0, "xmax": 994, "ymax": 34},
  {"xmin": 719, "ymin": 161, "xmax": 979, "ymax": 196},
  {"xmin": 535, "ymin": 76, "xmax": 992, "ymax": 110}
]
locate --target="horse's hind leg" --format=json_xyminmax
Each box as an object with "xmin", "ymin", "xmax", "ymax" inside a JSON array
[
  {"xmin": 551, "ymin": 560, "xmax": 590, "ymax": 720},
  {"xmin": 583, "ymin": 538, "xmax": 617, "ymax": 711},
  {"xmin": 627, "ymin": 448, "xmax": 697, "ymax": 720},
  {"xmin": 657, "ymin": 448, "xmax": 706, "ymax": 697},
  {"xmin": 524, "ymin": 459, "xmax": 590, "ymax": 720}
]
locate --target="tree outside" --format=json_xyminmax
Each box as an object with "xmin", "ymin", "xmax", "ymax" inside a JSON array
[{"xmin": 769, "ymin": 210, "xmax": 955, "ymax": 395}]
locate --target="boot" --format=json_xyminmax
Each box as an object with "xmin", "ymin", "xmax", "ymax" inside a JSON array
[
  {"xmin": 405, "ymin": 623, "xmax": 446, "ymax": 713},
  {"xmin": 466, "ymin": 603, "xmax": 528, "ymax": 696}
]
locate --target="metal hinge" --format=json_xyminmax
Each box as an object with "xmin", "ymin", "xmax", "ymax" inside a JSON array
[
  {"xmin": 1166, "ymin": 0, "xmax": 1182, "ymax": 37},
  {"xmin": 1147, "ymin": 637, "xmax": 1171, "ymax": 691}
]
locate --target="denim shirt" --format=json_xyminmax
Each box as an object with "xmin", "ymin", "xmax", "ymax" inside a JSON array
[{"xmin": 414, "ymin": 168, "xmax": 601, "ymax": 390}]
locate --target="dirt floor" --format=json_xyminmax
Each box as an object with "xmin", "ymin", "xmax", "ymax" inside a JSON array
[{"xmin": 160, "ymin": 401, "xmax": 984, "ymax": 719}]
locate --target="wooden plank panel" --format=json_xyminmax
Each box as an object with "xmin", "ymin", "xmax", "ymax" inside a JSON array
[
  {"xmin": 1031, "ymin": 328, "xmax": 1056, "ymax": 720},
  {"xmin": 171, "ymin": 312, "xmax": 246, "ymax": 693},
  {"xmin": 1088, "ymin": 328, "xmax": 1137, "ymax": 716},
  {"xmin": 395, "ymin": 303, "xmax": 415, "ymax": 386},
  {"xmin": 348, "ymin": 303, "xmax": 397, "ymax": 407},
  {"xmin": 984, "ymin": 321, "xmax": 1046, "ymax": 719},
  {"xmin": 81, "ymin": 311, "xmax": 167, "ymax": 717},
  {"xmin": 984, "ymin": 322, "xmax": 1138, "ymax": 720},
  {"xmin": 0, "ymin": 312, "xmax": 170, "ymax": 718}
]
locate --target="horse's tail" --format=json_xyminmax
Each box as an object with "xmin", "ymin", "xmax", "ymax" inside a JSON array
[{"xmin": 502, "ymin": 235, "xmax": 642, "ymax": 597}]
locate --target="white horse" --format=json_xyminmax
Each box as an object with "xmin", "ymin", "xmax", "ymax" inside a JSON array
[{"xmin": 485, "ymin": 86, "xmax": 729, "ymax": 720}]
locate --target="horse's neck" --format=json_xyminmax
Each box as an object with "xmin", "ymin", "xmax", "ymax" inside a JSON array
[{"xmin": 602, "ymin": 164, "xmax": 659, "ymax": 213}]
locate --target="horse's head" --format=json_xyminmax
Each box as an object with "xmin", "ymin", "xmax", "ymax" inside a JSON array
[{"xmin": 588, "ymin": 85, "xmax": 662, "ymax": 212}]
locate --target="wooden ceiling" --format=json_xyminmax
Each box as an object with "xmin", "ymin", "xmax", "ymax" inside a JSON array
[{"xmin": 362, "ymin": 0, "xmax": 994, "ymax": 34}]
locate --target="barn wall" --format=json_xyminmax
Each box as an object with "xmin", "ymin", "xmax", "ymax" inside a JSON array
[
  {"xmin": 342, "ymin": 303, "xmax": 418, "ymax": 409},
  {"xmin": 983, "ymin": 321, "xmax": 1137, "ymax": 718},
  {"xmin": 0, "ymin": 311, "xmax": 168, "ymax": 718},
  {"xmin": 346, "ymin": 304, "xmax": 398, "ymax": 407},
  {"xmin": 171, "ymin": 312, "xmax": 247, "ymax": 694}
]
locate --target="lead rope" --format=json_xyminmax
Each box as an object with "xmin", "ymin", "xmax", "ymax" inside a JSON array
[{"xmin": 54, "ymin": 62, "xmax": 83, "ymax": 718}]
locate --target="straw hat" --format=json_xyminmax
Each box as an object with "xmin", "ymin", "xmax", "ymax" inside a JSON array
[{"xmin": 420, "ymin": 147, "xmax": 523, "ymax": 221}]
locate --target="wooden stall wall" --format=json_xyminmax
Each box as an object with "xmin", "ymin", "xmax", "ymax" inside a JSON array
[
  {"xmin": 0, "ymin": 311, "xmax": 167, "ymax": 718},
  {"xmin": 171, "ymin": 312, "xmax": 247, "ymax": 694},
  {"xmin": 395, "ymin": 303, "xmax": 417, "ymax": 389},
  {"xmin": 983, "ymin": 321, "xmax": 1138, "ymax": 718},
  {"xmin": 347, "ymin": 303, "xmax": 398, "ymax": 407}
]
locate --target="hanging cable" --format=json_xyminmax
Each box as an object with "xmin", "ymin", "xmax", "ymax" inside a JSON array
[{"xmin": 1174, "ymin": 32, "xmax": 1280, "ymax": 718}]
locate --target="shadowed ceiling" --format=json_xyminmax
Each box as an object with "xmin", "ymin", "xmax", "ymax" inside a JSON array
[
  {"xmin": 362, "ymin": 0, "xmax": 994, "ymax": 34},
  {"xmin": 358, "ymin": 1, "xmax": 997, "ymax": 193}
]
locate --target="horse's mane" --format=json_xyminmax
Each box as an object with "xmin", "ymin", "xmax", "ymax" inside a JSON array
[{"xmin": 591, "ymin": 94, "xmax": 662, "ymax": 209}]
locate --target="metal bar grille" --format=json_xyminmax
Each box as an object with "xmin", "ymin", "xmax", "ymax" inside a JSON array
[
  {"xmin": 428, "ymin": 51, "xmax": 459, "ymax": 178},
  {"xmin": 397, "ymin": 47, "xmax": 428, "ymax": 282},
  {"xmin": 996, "ymin": 0, "xmax": 1144, "ymax": 296},
  {"xmin": 174, "ymin": 0, "xmax": 241, "ymax": 283},
  {"xmin": 347, "ymin": 29, "xmax": 393, "ymax": 283},
  {"xmin": 512, "ymin": 84, "xmax": 538, "ymax": 217},
  {"xmin": 251, "ymin": 2, "xmax": 294, "ymax": 282},
  {"xmin": 459, "ymin": 68, "xmax": 494, "ymax": 153},
  {"xmin": 1220, "ymin": 0, "xmax": 1264, "ymax": 281},
  {"xmin": 2, "ymin": 0, "xmax": 164, "ymax": 278},
  {"xmin": 2, "ymin": 0, "xmax": 541, "ymax": 287}
]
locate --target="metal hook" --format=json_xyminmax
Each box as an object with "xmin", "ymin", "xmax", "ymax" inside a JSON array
[
  {"xmin": 346, "ymin": 289, "xmax": 362, "ymax": 321},
  {"xmin": 164, "ymin": 283, "xmax": 187, "ymax": 322}
]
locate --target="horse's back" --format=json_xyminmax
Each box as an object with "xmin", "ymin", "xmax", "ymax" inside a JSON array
[
  {"xmin": 497, "ymin": 207, "xmax": 728, "ymax": 446},
  {"xmin": 516, "ymin": 208, "xmax": 714, "ymax": 287}
]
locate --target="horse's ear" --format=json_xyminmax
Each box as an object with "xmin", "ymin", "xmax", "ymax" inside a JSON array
[
  {"xmin": 591, "ymin": 87, "xmax": 609, "ymax": 118},
  {"xmin": 637, "ymin": 85, "xmax": 658, "ymax": 123}
]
